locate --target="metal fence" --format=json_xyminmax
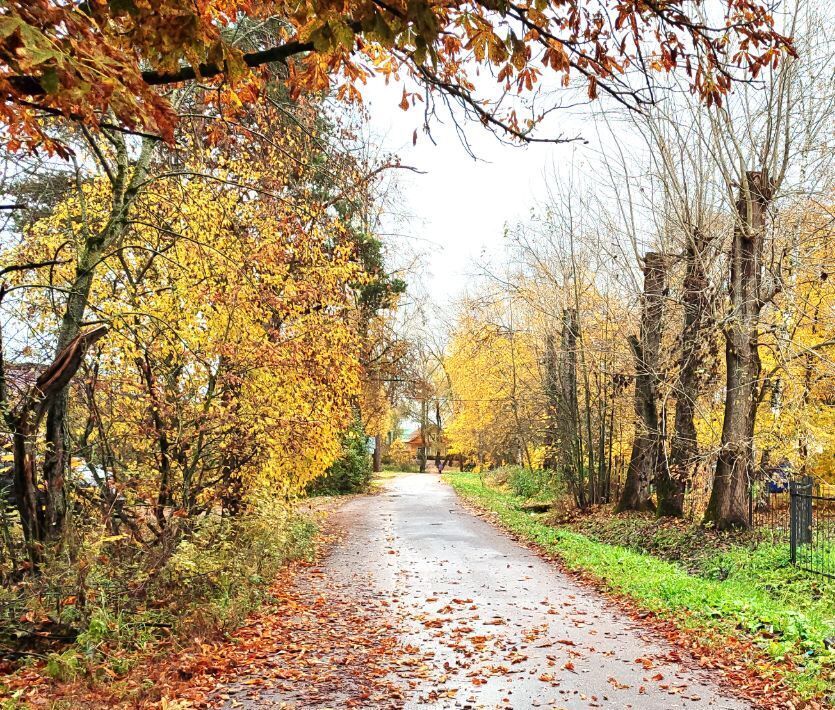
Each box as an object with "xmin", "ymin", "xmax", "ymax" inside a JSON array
[
  {"xmin": 789, "ymin": 477, "xmax": 835, "ymax": 578},
  {"xmin": 750, "ymin": 480, "xmax": 790, "ymax": 540},
  {"xmin": 752, "ymin": 475, "xmax": 835, "ymax": 578}
]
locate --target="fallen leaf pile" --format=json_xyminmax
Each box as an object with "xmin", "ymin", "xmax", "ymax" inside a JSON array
[{"xmin": 2, "ymin": 529, "xmax": 411, "ymax": 708}]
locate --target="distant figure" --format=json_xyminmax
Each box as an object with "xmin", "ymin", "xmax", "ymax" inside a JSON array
[{"xmin": 437, "ymin": 460, "xmax": 445, "ymax": 474}]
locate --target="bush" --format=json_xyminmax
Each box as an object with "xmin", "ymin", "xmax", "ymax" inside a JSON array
[
  {"xmin": 385, "ymin": 440, "xmax": 413, "ymax": 468},
  {"xmin": 308, "ymin": 417, "xmax": 372, "ymax": 494},
  {"xmin": 382, "ymin": 461, "xmax": 420, "ymax": 473},
  {"xmin": 492, "ymin": 465, "xmax": 563, "ymax": 500},
  {"xmin": 167, "ymin": 493, "xmax": 316, "ymax": 633},
  {"xmin": 490, "ymin": 466, "xmax": 557, "ymax": 498},
  {"xmin": 1, "ymin": 493, "xmax": 317, "ymax": 675},
  {"xmin": 508, "ymin": 466, "xmax": 543, "ymax": 498}
]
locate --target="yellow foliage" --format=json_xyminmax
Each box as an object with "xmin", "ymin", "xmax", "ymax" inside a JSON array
[
  {"xmin": 445, "ymin": 301, "xmax": 543, "ymax": 468},
  {"xmin": 14, "ymin": 103, "xmax": 379, "ymax": 515}
]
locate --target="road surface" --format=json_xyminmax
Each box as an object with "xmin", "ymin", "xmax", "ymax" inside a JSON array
[{"xmin": 219, "ymin": 474, "xmax": 750, "ymax": 709}]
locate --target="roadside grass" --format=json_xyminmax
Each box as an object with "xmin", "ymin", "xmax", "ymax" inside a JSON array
[{"xmin": 445, "ymin": 471, "xmax": 835, "ymax": 700}]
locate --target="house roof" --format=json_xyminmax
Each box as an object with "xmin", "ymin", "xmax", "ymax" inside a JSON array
[
  {"xmin": 404, "ymin": 429, "xmax": 424, "ymax": 446},
  {"xmin": 403, "ymin": 425, "xmax": 446, "ymax": 446}
]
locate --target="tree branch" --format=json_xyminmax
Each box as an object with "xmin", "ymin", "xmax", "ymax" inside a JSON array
[{"xmin": 7, "ymin": 35, "xmax": 327, "ymax": 98}]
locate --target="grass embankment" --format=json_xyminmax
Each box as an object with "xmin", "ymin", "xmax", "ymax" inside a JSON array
[{"xmin": 446, "ymin": 471, "xmax": 835, "ymax": 700}]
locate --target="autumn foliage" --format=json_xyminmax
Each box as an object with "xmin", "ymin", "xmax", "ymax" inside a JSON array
[
  {"xmin": 2, "ymin": 0, "xmax": 793, "ymax": 152},
  {"xmin": 0, "ymin": 89, "xmax": 402, "ymax": 695}
]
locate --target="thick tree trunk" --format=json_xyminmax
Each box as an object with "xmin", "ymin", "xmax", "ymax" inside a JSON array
[
  {"xmin": 657, "ymin": 230, "xmax": 713, "ymax": 517},
  {"xmin": 705, "ymin": 170, "xmax": 773, "ymax": 530},
  {"xmin": 373, "ymin": 433, "xmax": 383, "ymax": 473},
  {"xmin": 617, "ymin": 252, "xmax": 667, "ymax": 514}
]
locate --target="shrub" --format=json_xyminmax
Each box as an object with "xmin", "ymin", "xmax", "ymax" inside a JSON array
[
  {"xmin": 45, "ymin": 650, "xmax": 82, "ymax": 683},
  {"xmin": 382, "ymin": 462, "xmax": 420, "ymax": 473},
  {"xmin": 490, "ymin": 465, "xmax": 563, "ymax": 500},
  {"xmin": 386, "ymin": 440, "xmax": 413, "ymax": 468},
  {"xmin": 309, "ymin": 417, "xmax": 372, "ymax": 494},
  {"xmin": 508, "ymin": 466, "xmax": 543, "ymax": 498},
  {"xmin": 1, "ymin": 493, "xmax": 317, "ymax": 676},
  {"xmin": 167, "ymin": 494, "xmax": 316, "ymax": 633}
]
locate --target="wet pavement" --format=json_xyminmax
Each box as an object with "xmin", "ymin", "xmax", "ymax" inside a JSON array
[{"xmin": 221, "ymin": 473, "xmax": 751, "ymax": 709}]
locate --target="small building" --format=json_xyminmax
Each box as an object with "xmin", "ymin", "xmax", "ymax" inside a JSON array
[{"xmin": 403, "ymin": 424, "xmax": 448, "ymax": 462}]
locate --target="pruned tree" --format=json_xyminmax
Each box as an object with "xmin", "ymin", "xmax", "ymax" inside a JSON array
[
  {"xmin": 617, "ymin": 252, "xmax": 668, "ymax": 513},
  {"xmin": 703, "ymin": 1, "xmax": 835, "ymax": 528},
  {"xmin": 705, "ymin": 170, "xmax": 776, "ymax": 527}
]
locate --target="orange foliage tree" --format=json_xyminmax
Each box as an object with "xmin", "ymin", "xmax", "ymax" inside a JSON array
[{"xmin": 2, "ymin": 0, "xmax": 792, "ymax": 152}]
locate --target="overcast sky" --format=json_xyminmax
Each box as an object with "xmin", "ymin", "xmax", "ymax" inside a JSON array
[{"xmin": 361, "ymin": 75, "xmax": 601, "ymax": 304}]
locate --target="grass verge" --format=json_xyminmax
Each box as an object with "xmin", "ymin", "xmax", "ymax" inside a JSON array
[{"xmin": 445, "ymin": 471, "xmax": 835, "ymax": 701}]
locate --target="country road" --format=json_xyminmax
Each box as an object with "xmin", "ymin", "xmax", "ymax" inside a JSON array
[{"xmin": 219, "ymin": 474, "xmax": 751, "ymax": 709}]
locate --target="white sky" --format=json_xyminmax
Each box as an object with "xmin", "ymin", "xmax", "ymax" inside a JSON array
[{"xmin": 362, "ymin": 76, "xmax": 600, "ymax": 304}]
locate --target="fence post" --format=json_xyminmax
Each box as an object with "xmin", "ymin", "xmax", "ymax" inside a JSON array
[
  {"xmin": 790, "ymin": 481, "xmax": 797, "ymax": 563},
  {"xmin": 800, "ymin": 475, "xmax": 813, "ymax": 545},
  {"xmin": 790, "ymin": 476, "xmax": 813, "ymax": 566}
]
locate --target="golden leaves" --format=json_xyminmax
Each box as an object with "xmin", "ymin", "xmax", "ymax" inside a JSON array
[{"xmin": 16, "ymin": 99, "xmax": 376, "ymax": 507}]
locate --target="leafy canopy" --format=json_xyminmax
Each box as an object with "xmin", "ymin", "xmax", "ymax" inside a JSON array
[{"xmin": 2, "ymin": 0, "xmax": 792, "ymax": 152}]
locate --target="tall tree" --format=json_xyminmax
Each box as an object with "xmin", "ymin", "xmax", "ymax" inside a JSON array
[
  {"xmin": 703, "ymin": 2, "xmax": 835, "ymax": 528},
  {"xmin": 658, "ymin": 227, "xmax": 716, "ymax": 517},
  {"xmin": 617, "ymin": 252, "xmax": 667, "ymax": 513},
  {"xmin": 704, "ymin": 170, "xmax": 774, "ymax": 528}
]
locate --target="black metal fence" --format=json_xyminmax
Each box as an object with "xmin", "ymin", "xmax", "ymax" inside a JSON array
[
  {"xmin": 752, "ymin": 475, "xmax": 835, "ymax": 578},
  {"xmin": 789, "ymin": 477, "xmax": 835, "ymax": 578},
  {"xmin": 750, "ymin": 479, "xmax": 790, "ymax": 540}
]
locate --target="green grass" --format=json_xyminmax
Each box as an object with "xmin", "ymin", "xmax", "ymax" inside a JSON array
[{"xmin": 446, "ymin": 471, "xmax": 835, "ymax": 699}]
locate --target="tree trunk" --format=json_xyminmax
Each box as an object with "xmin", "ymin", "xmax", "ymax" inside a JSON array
[
  {"xmin": 705, "ymin": 170, "xmax": 774, "ymax": 530},
  {"xmin": 9, "ymin": 325, "xmax": 109, "ymax": 550},
  {"xmin": 12, "ymin": 423, "xmax": 40, "ymax": 548},
  {"xmin": 617, "ymin": 252, "xmax": 667, "ymax": 513},
  {"xmin": 657, "ymin": 230, "xmax": 713, "ymax": 517},
  {"xmin": 542, "ymin": 333, "xmax": 559, "ymax": 471},
  {"xmin": 556, "ymin": 309, "xmax": 584, "ymax": 507},
  {"xmin": 373, "ymin": 433, "xmax": 383, "ymax": 473},
  {"xmin": 418, "ymin": 398, "xmax": 427, "ymax": 473},
  {"xmin": 136, "ymin": 353, "xmax": 174, "ymax": 528},
  {"xmin": 40, "ymin": 258, "xmax": 98, "ymax": 539}
]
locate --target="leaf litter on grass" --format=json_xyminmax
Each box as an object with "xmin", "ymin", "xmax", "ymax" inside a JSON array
[{"xmin": 2, "ymin": 529, "xmax": 417, "ymax": 709}]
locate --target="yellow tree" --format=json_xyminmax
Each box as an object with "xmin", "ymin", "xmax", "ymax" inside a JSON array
[
  {"xmin": 445, "ymin": 296, "xmax": 543, "ymax": 470},
  {"xmin": 755, "ymin": 199, "xmax": 835, "ymax": 479},
  {"xmin": 5, "ymin": 97, "xmax": 385, "ymax": 541}
]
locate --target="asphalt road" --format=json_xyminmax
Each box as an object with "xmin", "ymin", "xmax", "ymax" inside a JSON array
[{"xmin": 223, "ymin": 473, "xmax": 751, "ymax": 709}]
